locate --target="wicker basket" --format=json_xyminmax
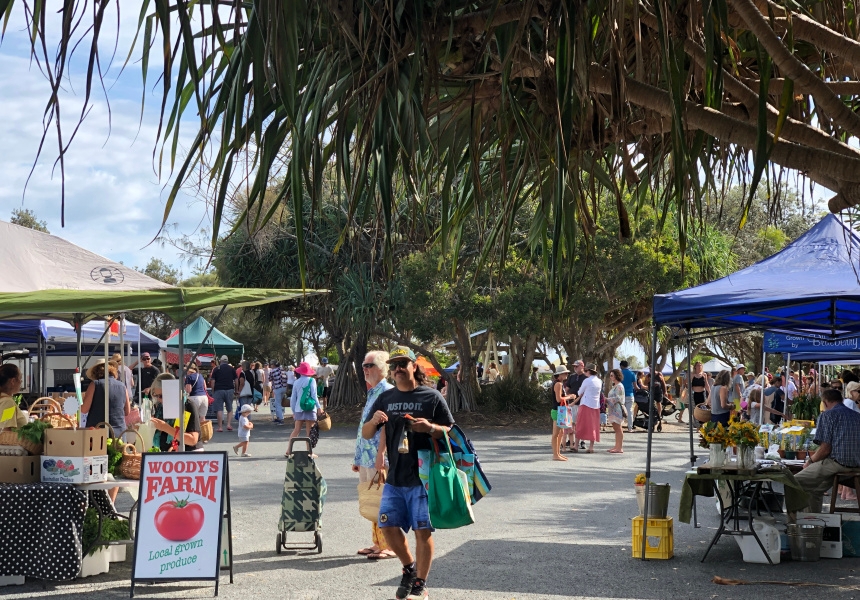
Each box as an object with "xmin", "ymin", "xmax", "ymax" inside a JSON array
[
  {"xmin": 40, "ymin": 412, "xmax": 76, "ymax": 429},
  {"xmin": 28, "ymin": 397, "xmax": 63, "ymax": 420},
  {"xmin": 200, "ymin": 420, "xmax": 213, "ymax": 443},
  {"xmin": 694, "ymin": 404, "xmax": 712, "ymax": 423},
  {"xmin": 118, "ymin": 429, "xmax": 143, "ymax": 480},
  {"xmin": 0, "ymin": 429, "xmax": 42, "ymax": 455},
  {"xmin": 317, "ymin": 411, "xmax": 332, "ymax": 432}
]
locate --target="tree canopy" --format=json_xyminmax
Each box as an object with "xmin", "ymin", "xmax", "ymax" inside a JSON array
[{"xmin": 5, "ymin": 0, "xmax": 852, "ymax": 285}]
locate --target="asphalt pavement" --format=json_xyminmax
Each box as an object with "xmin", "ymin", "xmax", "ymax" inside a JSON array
[{"xmin": 5, "ymin": 412, "xmax": 860, "ymax": 599}]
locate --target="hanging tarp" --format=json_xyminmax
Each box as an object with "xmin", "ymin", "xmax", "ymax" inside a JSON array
[
  {"xmin": 764, "ymin": 331, "xmax": 860, "ymax": 353},
  {"xmin": 653, "ymin": 214, "xmax": 860, "ymax": 336},
  {"xmin": 164, "ymin": 316, "xmax": 243, "ymax": 356}
]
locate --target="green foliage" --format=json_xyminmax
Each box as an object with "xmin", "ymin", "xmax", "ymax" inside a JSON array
[
  {"xmin": 479, "ymin": 377, "xmax": 546, "ymax": 414},
  {"xmin": 10, "ymin": 208, "xmax": 49, "ymax": 233},
  {"xmin": 16, "ymin": 420, "xmax": 50, "ymax": 445},
  {"xmin": 81, "ymin": 508, "xmax": 129, "ymax": 556}
]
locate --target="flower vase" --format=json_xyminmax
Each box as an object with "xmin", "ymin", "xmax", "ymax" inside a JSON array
[
  {"xmin": 708, "ymin": 443, "xmax": 725, "ymax": 467},
  {"xmin": 738, "ymin": 446, "xmax": 756, "ymax": 469}
]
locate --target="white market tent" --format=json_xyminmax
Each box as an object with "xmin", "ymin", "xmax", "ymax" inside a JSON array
[{"xmin": 700, "ymin": 358, "xmax": 731, "ymax": 373}]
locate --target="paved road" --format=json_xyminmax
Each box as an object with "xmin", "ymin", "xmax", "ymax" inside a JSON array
[{"xmin": 6, "ymin": 414, "xmax": 860, "ymax": 599}]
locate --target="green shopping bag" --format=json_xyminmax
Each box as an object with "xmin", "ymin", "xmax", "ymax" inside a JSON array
[{"xmin": 428, "ymin": 431, "xmax": 475, "ymax": 529}]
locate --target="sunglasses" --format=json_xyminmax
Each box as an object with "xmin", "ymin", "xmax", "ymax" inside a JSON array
[
  {"xmin": 151, "ymin": 393, "xmax": 163, "ymax": 399},
  {"xmin": 362, "ymin": 363, "xmax": 377, "ymax": 369},
  {"xmin": 389, "ymin": 360, "xmax": 411, "ymax": 370}
]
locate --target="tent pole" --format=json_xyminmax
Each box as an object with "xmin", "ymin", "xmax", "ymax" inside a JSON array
[
  {"xmin": 104, "ymin": 318, "xmax": 111, "ymax": 425},
  {"xmin": 185, "ymin": 307, "xmax": 228, "ymax": 368},
  {"xmin": 178, "ymin": 324, "xmax": 186, "ymax": 452},
  {"xmin": 686, "ymin": 330, "xmax": 699, "ymax": 528},
  {"xmin": 760, "ymin": 348, "xmax": 767, "ymax": 425},
  {"xmin": 786, "ymin": 352, "xmax": 791, "ymax": 416},
  {"xmin": 641, "ymin": 323, "xmax": 658, "ymax": 560},
  {"xmin": 75, "ymin": 315, "xmax": 82, "ymax": 371},
  {"xmin": 137, "ymin": 325, "xmax": 142, "ymax": 408}
]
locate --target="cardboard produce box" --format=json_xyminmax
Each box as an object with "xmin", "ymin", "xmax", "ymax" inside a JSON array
[
  {"xmin": 0, "ymin": 455, "xmax": 40, "ymax": 483},
  {"xmin": 44, "ymin": 428, "xmax": 107, "ymax": 457},
  {"xmin": 40, "ymin": 455, "xmax": 108, "ymax": 484}
]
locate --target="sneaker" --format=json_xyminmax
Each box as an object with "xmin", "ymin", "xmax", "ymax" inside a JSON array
[
  {"xmin": 579, "ymin": 441, "xmax": 586, "ymax": 450},
  {"xmin": 406, "ymin": 581, "xmax": 429, "ymax": 599},
  {"xmin": 396, "ymin": 565, "xmax": 417, "ymax": 599}
]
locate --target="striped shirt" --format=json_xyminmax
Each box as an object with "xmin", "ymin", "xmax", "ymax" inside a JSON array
[{"xmin": 269, "ymin": 367, "xmax": 285, "ymax": 390}]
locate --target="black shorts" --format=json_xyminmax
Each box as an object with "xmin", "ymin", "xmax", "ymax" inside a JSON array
[{"xmin": 322, "ymin": 386, "xmax": 331, "ymax": 399}]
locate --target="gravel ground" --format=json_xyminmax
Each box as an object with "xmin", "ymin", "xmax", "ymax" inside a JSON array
[{"xmin": 5, "ymin": 412, "xmax": 860, "ymax": 599}]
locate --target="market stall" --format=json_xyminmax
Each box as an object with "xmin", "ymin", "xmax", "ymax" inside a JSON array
[
  {"xmin": 645, "ymin": 214, "xmax": 860, "ymax": 560},
  {"xmin": 0, "ymin": 219, "xmax": 324, "ymax": 583}
]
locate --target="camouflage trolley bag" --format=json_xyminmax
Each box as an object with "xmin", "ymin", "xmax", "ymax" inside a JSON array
[{"xmin": 276, "ymin": 437, "xmax": 327, "ymax": 553}]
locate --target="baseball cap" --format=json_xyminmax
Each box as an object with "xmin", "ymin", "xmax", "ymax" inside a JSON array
[
  {"xmin": 387, "ymin": 346, "xmax": 417, "ymax": 362},
  {"xmin": 735, "ymin": 364, "xmax": 746, "ymax": 370},
  {"xmin": 220, "ymin": 355, "xmax": 229, "ymax": 363},
  {"xmin": 321, "ymin": 357, "xmax": 329, "ymax": 364},
  {"xmin": 142, "ymin": 352, "xmax": 151, "ymax": 359},
  {"xmin": 240, "ymin": 404, "xmax": 253, "ymax": 414}
]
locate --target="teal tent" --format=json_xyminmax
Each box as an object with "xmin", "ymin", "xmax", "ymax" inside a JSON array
[{"xmin": 164, "ymin": 316, "xmax": 243, "ymax": 357}]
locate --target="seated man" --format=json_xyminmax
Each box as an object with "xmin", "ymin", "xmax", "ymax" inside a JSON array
[{"xmin": 794, "ymin": 388, "xmax": 860, "ymax": 514}]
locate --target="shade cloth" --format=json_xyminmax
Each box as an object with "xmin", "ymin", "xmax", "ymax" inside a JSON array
[{"xmin": 654, "ymin": 214, "xmax": 860, "ymax": 336}]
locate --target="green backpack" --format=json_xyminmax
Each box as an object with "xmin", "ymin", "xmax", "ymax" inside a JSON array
[{"xmin": 299, "ymin": 381, "xmax": 316, "ymax": 411}]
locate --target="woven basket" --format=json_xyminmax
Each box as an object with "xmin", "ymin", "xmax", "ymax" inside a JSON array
[
  {"xmin": 0, "ymin": 429, "xmax": 42, "ymax": 455},
  {"xmin": 28, "ymin": 397, "xmax": 63, "ymax": 420},
  {"xmin": 694, "ymin": 404, "xmax": 712, "ymax": 423},
  {"xmin": 40, "ymin": 412, "xmax": 76, "ymax": 429},
  {"xmin": 117, "ymin": 429, "xmax": 143, "ymax": 480},
  {"xmin": 200, "ymin": 420, "xmax": 213, "ymax": 443},
  {"xmin": 317, "ymin": 411, "xmax": 332, "ymax": 432}
]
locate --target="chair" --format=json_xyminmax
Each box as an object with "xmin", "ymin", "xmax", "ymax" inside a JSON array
[{"xmin": 829, "ymin": 472, "xmax": 860, "ymax": 514}]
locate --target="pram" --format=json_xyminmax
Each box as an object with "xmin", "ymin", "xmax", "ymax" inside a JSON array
[
  {"xmin": 631, "ymin": 388, "xmax": 678, "ymax": 432},
  {"xmin": 276, "ymin": 437, "xmax": 326, "ymax": 554}
]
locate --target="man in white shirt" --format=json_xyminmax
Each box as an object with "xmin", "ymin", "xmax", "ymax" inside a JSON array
[
  {"xmin": 316, "ymin": 358, "xmax": 334, "ymax": 408},
  {"xmin": 783, "ymin": 371, "xmax": 798, "ymax": 401}
]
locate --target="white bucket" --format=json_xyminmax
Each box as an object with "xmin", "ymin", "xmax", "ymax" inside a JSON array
[{"xmin": 734, "ymin": 521, "xmax": 781, "ymax": 564}]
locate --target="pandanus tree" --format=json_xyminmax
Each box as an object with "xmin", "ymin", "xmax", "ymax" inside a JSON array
[{"xmin": 9, "ymin": 0, "xmax": 860, "ymax": 288}]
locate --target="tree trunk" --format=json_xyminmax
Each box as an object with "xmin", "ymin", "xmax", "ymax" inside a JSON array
[
  {"xmin": 328, "ymin": 334, "xmax": 367, "ymax": 408},
  {"xmin": 449, "ymin": 317, "xmax": 479, "ymax": 412}
]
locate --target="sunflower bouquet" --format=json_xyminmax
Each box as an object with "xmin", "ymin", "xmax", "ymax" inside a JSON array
[
  {"xmin": 698, "ymin": 422, "xmax": 727, "ymax": 448},
  {"xmin": 727, "ymin": 421, "xmax": 760, "ymax": 448}
]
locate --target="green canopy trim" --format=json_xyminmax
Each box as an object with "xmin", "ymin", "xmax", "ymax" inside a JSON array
[{"xmin": 0, "ymin": 287, "xmax": 324, "ymax": 323}]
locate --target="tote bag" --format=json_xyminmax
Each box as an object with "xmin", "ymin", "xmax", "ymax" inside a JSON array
[
  {"xmin": 357, "ymin": 471, "xmax": 386, "ymax": 522},
  {"xmin": 428, "ymin": 431, "xmax": 475, "ymax": 529},
  {"xmin": 556, "ymin": 405, "xmax": 573, "ymax": 429}
]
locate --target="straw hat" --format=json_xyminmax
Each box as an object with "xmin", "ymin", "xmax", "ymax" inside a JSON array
[
  {"xmin": 85, "ymin": 359, "xmax": 114, "ymax": 381},
  {"xmin": 294, "ymin": 362, "xmax": 316, "ymax": 376},
  {"xmin": 554, "ymin": 365, "xmax": 570, "ymax": 375}
]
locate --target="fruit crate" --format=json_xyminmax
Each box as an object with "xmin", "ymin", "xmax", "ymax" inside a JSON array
[{"xmin": 632, "ymin": 516, "xmax": 674, "ymax": 559}]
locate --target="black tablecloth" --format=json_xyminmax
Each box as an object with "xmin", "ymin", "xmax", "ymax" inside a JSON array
[{"xmin": 0, "ymin": 483, "xmax": 87, "ymax": 580}]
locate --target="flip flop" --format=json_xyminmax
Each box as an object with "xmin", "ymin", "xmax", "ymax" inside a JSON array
[
  {"xmin": 552, "ymin": 456, "xmax": 568, "ymax": 461},
  {"xmin": 367, "ymin": 550, "xmax": 397, "ymax": 560},
  {"xmin": 217, "ymin": 428, "xmax": 224, "ymax": 432},
  {"xmin": 608, "ymin": 449, "xmax": 624, "ymax": 454},
  {"xmin": 357, "ymin": 547, "xmax": 376, "ymax": 556},
  {"xmin": 586, "ymin": 449, "xmax": 594, "ymax": 454},
  {"xmin": 227, "ymin": 427, "xmax": 233, "ymax": 431}
]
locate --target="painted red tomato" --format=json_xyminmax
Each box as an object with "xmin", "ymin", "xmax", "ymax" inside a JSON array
[{"xmin": 154, "ymin": 498, "xmax": 205, "ymax": 541}]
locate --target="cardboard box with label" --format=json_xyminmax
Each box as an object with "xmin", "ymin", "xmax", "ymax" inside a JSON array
[
  {"xmin": 0, "ymin": 456, "xmax": 40, "ymax": 483},
  {"xmin": 44, "ymin": 429, "xmax": 107, "ymax": 457},
  {"xmin": 40, "ymin": 455, "xmax": 108, "ymax": 484}
]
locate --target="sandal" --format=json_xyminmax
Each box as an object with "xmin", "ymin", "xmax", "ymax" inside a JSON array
[
  {"xmin": 608, "ymin": 449, "xmax": 624, "ymax": 454},
  {"xmin": 227, "ymin": 427, "xmax": 233, "ymax": 431},
  {"xmin": 367, "ymin": 550, "xmax": 397, "ymax": 560},
  {"xmin": 217, "ymin": 428, "xmax": 224, "ymax": 432},
  {"xmin": 357, "ymin": 547, "xmax": 376, "ymax": 556}
]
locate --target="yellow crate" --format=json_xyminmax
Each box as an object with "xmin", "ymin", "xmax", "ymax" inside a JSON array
[
  {"xmin": 789, "ymin": 420, "xmax": 814, "ymax": 428},
  {"xmin": 632, "ymin": 516, "xmax": 674, "ymax": 559}
]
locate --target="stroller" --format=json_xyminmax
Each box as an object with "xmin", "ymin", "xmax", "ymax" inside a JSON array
[
  {"xmin": 276, "ymin": 438, "xmax": 326, "ymax": 554},
  {"xmin": 631, "ymin": 387, "xmax": 678, "ymax": 432}
]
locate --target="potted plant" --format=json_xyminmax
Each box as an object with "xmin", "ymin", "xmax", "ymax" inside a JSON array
[
  {"xmin": 80, "ymin": 507, "xmax": 130, "ymax": 575},
  {"xmin": 727, "ymin": 421, "xmax": 759, "ymax": 468},
  {"xmin": 699, "ymin": 422, "xmax": 728, "ymax": 466}
]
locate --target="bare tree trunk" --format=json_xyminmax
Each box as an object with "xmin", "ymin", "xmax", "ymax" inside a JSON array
[
  {"xmin": 450, "ymin": 318, "xmax": 479, "ymax": 412},
  {"xmin": 328, "ymin": 334, "xmax": 367, "ymax": 408}
]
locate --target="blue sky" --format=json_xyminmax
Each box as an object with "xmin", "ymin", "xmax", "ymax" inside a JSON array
[{"xmin": 0, "ymin": 4, "xmax": 208, "ymax": 274}]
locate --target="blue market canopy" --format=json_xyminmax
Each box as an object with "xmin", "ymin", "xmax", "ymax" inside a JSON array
[{"xmin": 653, "ymin": 215, "xmax": 860, "ymax": 337}]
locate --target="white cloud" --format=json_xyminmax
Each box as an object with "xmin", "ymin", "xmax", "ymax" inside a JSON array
[{"xmin": 0, "ymin": 3, "xmax": 213, "ymax": 273}]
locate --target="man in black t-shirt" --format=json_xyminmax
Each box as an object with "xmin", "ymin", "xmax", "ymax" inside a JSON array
[
  {"xmin": 209, "ymin": 356, "xmax": 237, "ymax": 431},
  {"xmin": 131, "ymin": 352, "xmax": 161, "ymax": 396},
  {"xmin": 362, "ymin": 346, "xmax": 454, "ymax": 600}
]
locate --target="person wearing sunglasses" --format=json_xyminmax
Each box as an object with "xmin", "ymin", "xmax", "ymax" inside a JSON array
[
  {"xmin": 353, "ymin": 351, "xmax": 395, "ymax": 560},
  {"xmin": 361, "ymin": 346, "xmax": 454, "ymax": 600},
  {"xmin": 130, "ymin": 352, "xmax": 161, "ymax": 397},
  {"xmin": 149, "ymin": 374, "xmax": 202, "ymax": 452}
]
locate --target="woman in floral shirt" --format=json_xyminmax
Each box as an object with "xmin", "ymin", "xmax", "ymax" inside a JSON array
[{"xmin": 353, "ymin": 350, "xmax": 395, "ymax": 560}]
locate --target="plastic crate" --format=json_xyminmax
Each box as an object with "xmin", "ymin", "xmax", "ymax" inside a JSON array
[{"xmin": 632, "ymin": 516, "xmax": 674, "ymax": 559}]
